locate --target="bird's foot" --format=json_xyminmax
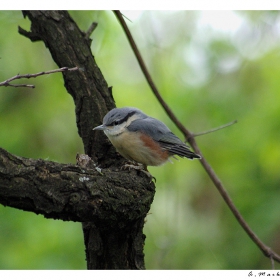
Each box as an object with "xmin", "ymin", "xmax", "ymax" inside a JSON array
[{"xmin": 122, "ymin": 162, "xmax": 156, "ymax": 183}]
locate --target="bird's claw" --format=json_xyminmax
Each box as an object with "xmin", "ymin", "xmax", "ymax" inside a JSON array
[{"xmin": 122, "ymin": 162, "xmax": 156, "ymax": 183}]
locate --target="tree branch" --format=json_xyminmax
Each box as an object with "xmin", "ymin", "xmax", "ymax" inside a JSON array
[
  {"xmin": 192, "ymin": 120, "xmax": 237, "ymax": 138},
  {"xmin": 0, "ymin": 147, "xmax": 154, "ymax": 224},
  {"xmin": 85, "ymin": 22, "xmax": 98, "ymax": 40},
  {"xmin": 113, "ymin": 10, "xmax": 280, "ymax": 265},
  {"xmin": 0, "ymin": 67, "xmax": 79, "ymax": 88},
  {"xmin": 18, "ymin": 25, "xmax": 41, "ymax": 42}
]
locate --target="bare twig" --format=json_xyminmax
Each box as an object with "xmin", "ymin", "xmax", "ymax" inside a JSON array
[
  {"xmin": 85, "ymin": 22, "xmax": 98, "ymax": 39},
  {"xmin": 0, "ymin": 66, "xmax": 79, "ymax": 88},
  {"xmin": 114, "ymin": 10, "xmax": 280, "ymax": 265},
  {"xmin": 192, "ymin": 120, "xmax": 237, "ymax": 139},
  {"xmin": 120, "ymin": 12, "xmax": 132, "ymax": 23}
]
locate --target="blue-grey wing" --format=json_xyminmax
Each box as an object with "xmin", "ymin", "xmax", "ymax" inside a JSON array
[{"xmin": 127, "ymin": 117, "xmax": 200, "ymax": 159}]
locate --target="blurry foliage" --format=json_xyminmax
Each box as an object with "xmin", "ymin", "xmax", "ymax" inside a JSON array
[{"xmin": 0, "ymin": 10, "xmax": 280, "ymax": 269}]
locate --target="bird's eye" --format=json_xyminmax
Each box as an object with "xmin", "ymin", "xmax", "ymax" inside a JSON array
[{"xmin": 113, "ymin": 120, "xmax": 120, "ymax": 125}]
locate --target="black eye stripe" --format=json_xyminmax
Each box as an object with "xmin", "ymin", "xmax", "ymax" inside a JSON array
[{"xmin": 108, "ymin": 111, "xmax": 136, "ymax": 126}]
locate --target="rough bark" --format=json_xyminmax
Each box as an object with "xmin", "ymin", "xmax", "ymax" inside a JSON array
[
  {"xmin": 0, "ymin": 148, "xmax": 154, "ymax": 223},
  {"xmin": 0, "ymin": 10, "xmax": 156, "ymax": 269}
]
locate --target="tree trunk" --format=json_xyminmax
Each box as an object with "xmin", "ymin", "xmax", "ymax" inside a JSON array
[{"xmin": 0, "ymin": 10, "xmax": 155, "ymax": 269}]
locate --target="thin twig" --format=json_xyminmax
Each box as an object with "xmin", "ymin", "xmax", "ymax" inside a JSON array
[
  {"xmin": 3, "ymin": 83, "xmax": 35, "ymax": 88},
  {"xmin": 114, "ymin": 10, "xmax": 280, "ymax": 265},
  {"xmin": 192, "ymin": 120, "xmax": 237, "ymax": 138},
  {"xmin": 0, "ymin": 66, "xmax": 79, "ymax": 88},
  {"xmin": 85, "ymin": 22, "xmax": 98, "ymax": 39},
  {"xmin": 120, "ymin": 12, "xmax": 132, "ymax": 23}
]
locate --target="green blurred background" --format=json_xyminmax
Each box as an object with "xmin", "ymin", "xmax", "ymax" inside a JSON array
[{"xmin": 0, "ymin": 10, "xmax": 280, "ymax": 269}]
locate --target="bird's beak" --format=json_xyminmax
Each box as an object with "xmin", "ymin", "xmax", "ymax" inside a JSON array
[{"xmin": 93, "ymin": 124, "xmax": 106, "ymax": 131}]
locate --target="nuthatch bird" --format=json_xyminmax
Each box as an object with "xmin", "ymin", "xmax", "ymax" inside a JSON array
[{"xmin": 93, "ymin": 107, "xmax": 201, "ymax": 170}]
